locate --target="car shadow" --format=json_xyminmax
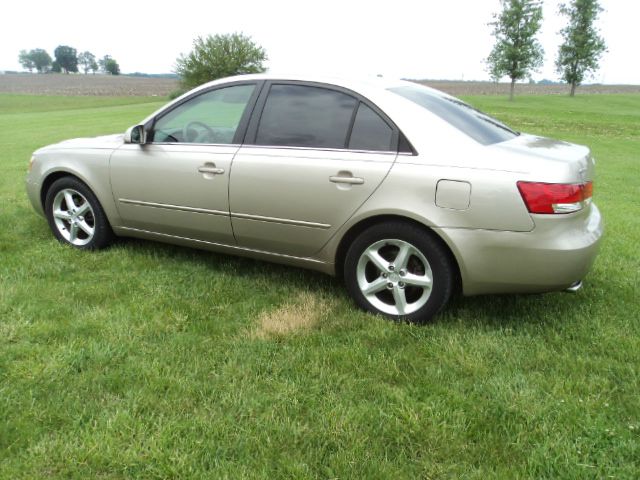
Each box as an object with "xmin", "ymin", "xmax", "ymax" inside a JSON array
[
  {"xmin": 114, "ymin": 237, "xmax": 582, "ymax": 331},
  {"xmin": 117, "ymin": 237, "xmax": 341, "ymax": 289},
  {"xmin": 441, "ymin": 290, "xmax": 580, "ymax": 329}
]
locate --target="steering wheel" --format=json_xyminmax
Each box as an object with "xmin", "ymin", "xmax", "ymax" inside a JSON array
[{"xmin": 183, "ymin": 121, "xmax": 215, "ymax": 143}]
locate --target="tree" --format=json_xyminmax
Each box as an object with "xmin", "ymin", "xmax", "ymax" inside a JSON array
[
  {"xmin": 99, "ymin": 55, "xmax": 120, "ymax": 75},
  {"xmin": 175, "ymin": 33, "xmax": 267, "ymax": 89},
  {"xmin": 556, "ymin": 0, "xmax": 606, "ymax": 96},
  {"xmin": 18, "ymin": 50, "xmax": 35, "ymax": 72},
  {"xmin": 54, "ymin": 45, "xmax": 78, "ymax": 73},
  {"xmin": 78, "ymin": 51, "xmax": 97, "ymax": 75},
  {"xmin": 18, "ymin": 49, "xmax": 52, "ymax": 73},
  {"xmin": 105, "ymin": 58, "xmax": 120, "ymax": 75},
  {"xmin": 486, "ymin": 0, "xmax": 544, "ymax": 100},
  {"xmin": 29, "ymin": 49, "xmax": 52, "ymax": 73}
]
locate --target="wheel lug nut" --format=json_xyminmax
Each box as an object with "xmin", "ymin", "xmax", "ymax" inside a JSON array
[
  {"xmin": 387, "ymin": 282, "xmax": 393, "ymax": 289},
  {"xmin": 399, "ymin": 270, "xmax": 406, "ymax": 277},
  {"xmin": 388, "ymin": 265, "xmax": 395, "ymax": 271},
  {"xmin": 382, "ymin": 273, "xmax": 388, "ymax": 278},
  {"xmin": 399, "ymin": 282, "xmax": 405, "ymax": 288}
]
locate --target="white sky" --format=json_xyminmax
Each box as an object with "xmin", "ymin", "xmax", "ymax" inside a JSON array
[{"xmin": 1, "ymin": 0, "xmax": 638, "ymax": 84}]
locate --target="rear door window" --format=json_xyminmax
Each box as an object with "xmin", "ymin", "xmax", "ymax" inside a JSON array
[
  {"xmin": 348, "ymin": 102, "xmax": 394, "ymax": 151},
  {"xmin": 255, "ymin": 84, "xmax": 357, "ymax": 149}
]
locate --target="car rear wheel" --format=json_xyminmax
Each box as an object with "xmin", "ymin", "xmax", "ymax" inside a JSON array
[
  {"xmin": 344, "ymin": 221, "xmax": 455, "ymax": 323},
  {"xmin": 45, "ymin": 177, "xmax": 114, "ymax": 250}
]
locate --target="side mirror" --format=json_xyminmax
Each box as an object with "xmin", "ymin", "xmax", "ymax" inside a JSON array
[{"xmin": 124, "ymin": 125, "xmax": 146, "ymax": 144}]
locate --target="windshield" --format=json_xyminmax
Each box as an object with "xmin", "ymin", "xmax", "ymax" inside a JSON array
[{"xmin": 389, "ymin": 85, "xmax": 518, "ymax": 145}]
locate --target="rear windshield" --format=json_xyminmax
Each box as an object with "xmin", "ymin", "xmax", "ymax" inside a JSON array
[{"xmin": 388, "ymin": 85, "xmax": 518, "ymax": 145}]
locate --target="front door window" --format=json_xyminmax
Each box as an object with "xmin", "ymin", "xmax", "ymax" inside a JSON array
[{"xmin": 151, "ymin": 84, "xmax": 256, "ymax": 144}]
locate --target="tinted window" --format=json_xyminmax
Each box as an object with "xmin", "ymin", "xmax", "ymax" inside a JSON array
[
  {"xmin": 256, "ymin": 85, "xmax": 357, "ymax": 149},
  {"xmin": 348, "ymin": 103, "xmax": 394, "ymax": 151},
  {"xmin": 389, "ymin": 85, "xmax": 518, "ymax": 145},
  {"xmin": 152, "ymin": 84, "xmax": 255, "ymax": 144}
]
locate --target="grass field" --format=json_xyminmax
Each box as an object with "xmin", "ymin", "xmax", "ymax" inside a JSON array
[{"xmin": 1, "ymin": 92, "xmax": 638, "ymax": 478}]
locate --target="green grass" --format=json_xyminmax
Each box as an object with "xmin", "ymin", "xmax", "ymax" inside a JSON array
[{"xmin": 1, "ymin": 92, "xmax": 639, "ymax": 479}]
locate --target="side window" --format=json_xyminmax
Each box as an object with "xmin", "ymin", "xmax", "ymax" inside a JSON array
[
  {"xmin": 152, "ymin": 84, "xmax": 255, "ymax": 144},
  {"xmin": 348, "ymin": 103, "xmax": 394, "ymax": 151},
  {"xmin": 255, "ymin": 84, "xmax": 357, "ymax": 149}
]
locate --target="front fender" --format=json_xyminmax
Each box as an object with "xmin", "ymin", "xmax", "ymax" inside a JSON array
[{"xmin": 26, "ymin": 148, "xmax": 122, "ymax": 227}]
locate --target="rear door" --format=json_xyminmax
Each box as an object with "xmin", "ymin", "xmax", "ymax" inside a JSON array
[{"xmin": 229, "ymin": 82, "xmax": 399, "ymax": 257}]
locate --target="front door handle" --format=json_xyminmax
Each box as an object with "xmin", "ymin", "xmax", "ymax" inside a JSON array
[
  {"xmin": 329, "ymin": 175, "xmax": 364, "ymax": 185},
  {"xmin": 198, "ymin": 165, "xmax": 225, "ymax": 175}
]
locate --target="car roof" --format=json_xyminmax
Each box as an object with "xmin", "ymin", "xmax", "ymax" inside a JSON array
[{"xmin": 189, "ymin": 73, "xmax": 446, "ymax": 98}]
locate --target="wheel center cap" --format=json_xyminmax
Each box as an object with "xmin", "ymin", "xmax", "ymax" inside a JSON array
[{"xmin": 388, "ymin": 272, "xmax": 400, "ymax": 283}]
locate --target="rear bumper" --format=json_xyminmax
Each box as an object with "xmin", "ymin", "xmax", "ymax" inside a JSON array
[{"xmin": 438, "ymin": 204, "xmax": 603, "ymax": 295}]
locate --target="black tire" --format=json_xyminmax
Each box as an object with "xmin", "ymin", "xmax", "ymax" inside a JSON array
[
  {"xmin": 344, "ymin": 221, "xmax": 455, "ymax": 324},
  {"xmin": 44, "ymin": 176, "xmax": 114, "ymax": 250}
]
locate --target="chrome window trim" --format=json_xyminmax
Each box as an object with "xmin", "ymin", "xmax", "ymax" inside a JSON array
[
  {"xmin": 237, "ymin": 144, "xmax": 398, "ymax": 156},
  {"xmin": 146, "ymin": 142, "xmax": 398, "ymax": 156},
  {"xmin": 147, "ymin": 142, "xmax": 242, "ymax": 148}
]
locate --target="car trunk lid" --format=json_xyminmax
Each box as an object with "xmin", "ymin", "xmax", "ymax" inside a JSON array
[{"xmin": 491, "ymin": 133, "xmax": 595, "ymax": 182}]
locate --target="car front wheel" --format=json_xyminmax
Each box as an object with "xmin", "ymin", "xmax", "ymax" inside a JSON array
[
  {"xmin": 344, "ymin": 221, "xmax": 455, "ymax": 323},
  {"xmin": 44, "ymin": 177, "xmax": 114, "ymax": 250}
]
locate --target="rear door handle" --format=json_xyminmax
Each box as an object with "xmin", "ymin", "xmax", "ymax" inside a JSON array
[
  {"xmin": 198, "ymin": 166, "xmax": 225, "ymax": 175},
  {"xmin": 329, "ymin": 175, "xmax": 364, "ymax": 185}
]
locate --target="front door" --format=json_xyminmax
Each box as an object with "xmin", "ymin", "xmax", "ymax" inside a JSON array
[{"xmin": 110, "ymin": 83, "xmax": 258, "ymax": 245}]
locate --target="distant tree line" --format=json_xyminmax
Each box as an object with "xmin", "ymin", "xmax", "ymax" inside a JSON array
[
  {"xmin": 18, "ymin": 46, "xmax": 120, "ymax": 75},
  {"xmin": 487, "ymin": 0, "xmax": 607, "ymax": 99}
]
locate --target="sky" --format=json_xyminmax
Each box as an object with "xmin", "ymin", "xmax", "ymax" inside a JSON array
[{"xmin": 1, "ymin": 0, "xmax": 638, "ymax": 84}]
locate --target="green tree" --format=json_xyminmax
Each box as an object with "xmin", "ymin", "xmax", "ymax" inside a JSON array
[
  {"xmin": 175, "ymin": 33, "xmax": 267, "ymax": 89},
  {"xmin": 78, "ymin": 51, "xmax": 97, "ymax": 75},
  {"xmin": 556, "ymin": 0, "xmax": 606, "ymax": 96},
  {"xmin": 30, "ymin": 49, "xmax": 52, "ymax": 73},
  {"xmin": 54, "ymin": 45, "xmax": 78, "ymax": 73},
  {"xmin": 105, "ymin": 58, "xmax": 120, "ymax": 75},
  {"xmin": 18, "ymin": 50, "xmax": 35, "ymax": 72},
  {"xmin": 99, "ymin": 55, "xmax": 120, "ymax": 75},
  {"xmin": 18, "ymin": 49, "xmax": 52, "ymax": 73},
  {"xmin": 486, "ymin": 0, "xmax": 544, "ymax": 100}
]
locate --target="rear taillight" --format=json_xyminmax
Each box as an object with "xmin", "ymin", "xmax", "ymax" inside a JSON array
[{"xmin": 517, "ymin": 181, "xmax": 593, "ymax": 214}]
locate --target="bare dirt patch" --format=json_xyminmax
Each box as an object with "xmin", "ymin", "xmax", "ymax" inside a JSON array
[
  {"xmin": 0, "ymin": 73, "xmax": 178, "ymax": 96},
  {"xmin": 250, "ymin": 292, "xmax": 334, "ymax": 340}
]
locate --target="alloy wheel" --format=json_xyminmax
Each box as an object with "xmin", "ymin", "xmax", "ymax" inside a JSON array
[
  {"xmin": 51, "ymin": 188, "xmax": 96, "ymax": 246},
  {"xmin": 356, "ymin": 239, "xmax": 433, "ymax": 315}
]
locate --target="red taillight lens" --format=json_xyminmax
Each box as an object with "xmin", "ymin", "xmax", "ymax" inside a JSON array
[{"xmin": 517, "ymin": 181, "xmax": 593, "ymax": 214}]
